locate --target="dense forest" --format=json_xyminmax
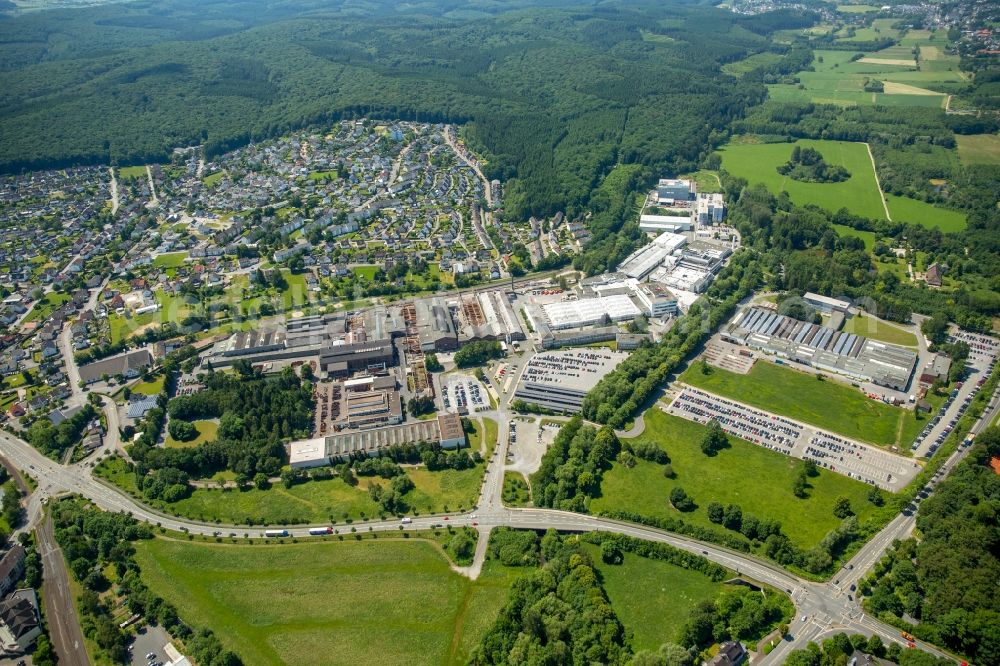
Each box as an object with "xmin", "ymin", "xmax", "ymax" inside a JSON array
[
  {"xmin": 0, "ymin": 0, "xmax": 807, "ymax": 225},
  {"xmin": 859, "ymin": 427, "xmax": 1000, "ymax": 664}
]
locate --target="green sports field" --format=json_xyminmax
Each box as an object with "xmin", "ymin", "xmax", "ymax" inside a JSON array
[
  {"xmin": 590, "ymin": 410, "xmax": 889, "ymax": 551},
  {"xmin": 718, "ymin": 139, "xmax": 887, "ymax": 219},
  {"xmin": 678, "ymin": 360, "xmax": 925, "ymax": 448},
  {"xmin": 134, "ymin": 537, "xmax": 519, "ymax": 666}
]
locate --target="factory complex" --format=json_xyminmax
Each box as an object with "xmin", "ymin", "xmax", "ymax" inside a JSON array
[{"xmin": 722, "ymin": 305, "xmax": 919, "ymax": 391}]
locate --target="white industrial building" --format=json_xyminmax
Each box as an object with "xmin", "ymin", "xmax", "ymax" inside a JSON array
[
  {"xmin": 618, "ymin": 232, "xmax": 688, "ymax": 280},
  {"xmin": 804, "ymin": 292, "xmax": 851, "ymax": 313},
  {"xmin": 639, "ymin": 214, "xmax": 693, "ymax": 234},
  {"xmin": 542, "ymin": 294, "xmax": 641, "ymax": 330},
  {"xmin": 633, "ymin": 282, "xmax": 678, "ymax": 318},
  {"xmin": 696, "ymin": 193, "xmax": 726, "ymax": 225}
]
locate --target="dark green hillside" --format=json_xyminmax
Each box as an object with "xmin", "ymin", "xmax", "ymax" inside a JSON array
[{"xmin": 0, "ymin": 0, "xmax": 808, "ymax": 222}]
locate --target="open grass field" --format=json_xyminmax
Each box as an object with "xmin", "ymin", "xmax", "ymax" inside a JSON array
[
  {"xmin": 680, "ymin": 169, "xmax": 723, "ymax": 193},
  {"xmin": 679, "ymin": 360, "xmax": 925, "ymax": 448},
  {"xmin": 885, "ymin": 194, "xmax": 966, "ymax": 232},
  {"xmin": 101, "ymin": 451, "xmax": 485, "ymax": 524},
  {"xmin": 134, "ymin": 537, "xmax": 521, "ymax": 666},
  {"xmin": 718, "ymin": 139, "xmax": 887, "ymax": 219},
  {"xmin": 585, "ymin": 543, "xmax": 724, "ymax": 650},
  {"xmin": 118, "ymin": 165, "xmax": 147, "ymax": 180},
  {"xmin": 590, "ymin": 410, "xmax": 888, "ymax": 550},
  {"xmin": 166, "ymin": 419, "xmax": 219, "ymax": 448},
  {"xmin": 955, "ymin": 134, "xmax": 1000, "ymax": 166},
  {"xmin": 832, "ymin": 224, "xmax": 876, "ymax": 251},
  {"xmin": 837, "ymin": 4, "xmax": 879, "ymax": 12},
  {"xmin": 152, "ymin": 252, "xmax": 189, "ymax": 269},
  {"xmin": 840, "ymin": 314, "xmax": 918, "ymax": 347},
  {"xmin": 109, "ymin": 291, "xmax": 195, "ymax": 343},
  {"xmin": 722, "ymin": 52, "xmax": 784, "ymax": 76}
]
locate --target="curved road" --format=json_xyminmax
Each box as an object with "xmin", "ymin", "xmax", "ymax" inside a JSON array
[{"xmin": 3, "ymin": 379, "xmax": 995, "ymax": 664}]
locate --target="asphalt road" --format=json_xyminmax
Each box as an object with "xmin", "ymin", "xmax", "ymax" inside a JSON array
[
  {"xmin": 1, "ymin": 372, "xmax": 995, "ymax": 665},
  {"xmin": 36, "ymin": 514, "xmax": 89, "ymax": 666}
]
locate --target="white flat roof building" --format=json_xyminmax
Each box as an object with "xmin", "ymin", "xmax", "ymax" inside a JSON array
[
  {"xmin": 289, "ymin": 438, "xmax": 329, "ymax": 469},
  {"xmin": 543, "ymin": 294, "xmax": 641, "ymax": 330},
  {"xmin": 639, "ymin": 214, "xmax": 693, "ymax": 233},
  {"xmin": 804, "ymin": 292, "xmax": 851, "ymax": 312}
]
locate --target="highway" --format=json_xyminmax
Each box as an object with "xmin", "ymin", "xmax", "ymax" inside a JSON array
[{"xmin": 2, "ymin": 368, "xmax": 996, "ymax": 664}]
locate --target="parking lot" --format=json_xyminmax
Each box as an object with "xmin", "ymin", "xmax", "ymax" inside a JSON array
[
  {"xmin": 910, "ymin": 330, "xmax": 998, "ymax": 457},
  {"xmin": 442, "ymin": 375, "xmax": 489, "ymax": 414},
  {"xmin": 668, "ymin": 387, "xmax": 918, "ymax": 490},
  {"xmin": 127, "ymin": 625, "xmax": 171, "ymax": 666}
]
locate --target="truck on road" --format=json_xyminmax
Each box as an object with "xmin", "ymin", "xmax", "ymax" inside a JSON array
[
  {"xmin": 308, "ymin": 527, "xmax": 333, "ymax": 535},
  {"xmin": 264, "ymin": 529, "xmax": 289, "ymax": 538}
]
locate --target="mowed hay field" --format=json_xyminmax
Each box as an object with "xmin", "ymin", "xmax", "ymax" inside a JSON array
[
  {"xmin": 718, "ymin": 139, "xmax": 887, "ymax": 219},
  {"xmin": 590, "ymin": 410, "xmax": 888, "ymax": 550},
  {"xmin": 955, "ymin": 134, "xmax": 1000, "ymax": 166},
  {"xmin": 134, "ymin": 538, "xmax": 519, "ymax": 666},
  {"xmin": 678, "ymin": 360, "xmax": 924, "ymax": 448}
]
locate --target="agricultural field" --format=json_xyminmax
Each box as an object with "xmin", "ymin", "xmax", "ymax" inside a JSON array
[
  {"xmin": 955, "ymin": 134, "xmax": 1000, "ymax": 166},
  {"xmin": 839, "ymin": 314, "xmax": 918, "ymax": 347},
  {"xmin": 885, "ymin": 194, "xmax": 966, "ymax": 232},
  {"xmin": 585, "ymin": 543, "xmax": 725, "ymax": 651},
  {"xmin": 134, "ymin": 537, "xmax": 520, "ymax": 666},
  {"xmin": 718, "ymin": 139, "xmax": 887, "ymax": 219},
  {"xmin": 678, "ymin": 360, "xmax": 926, "ymax": 448},
  {"xmin": 590, "ymin": 410, "xmax": 888, "ymax": 551},
  {"xmin": 165, "ymin": 419, "xmax": 219, "ymax": 448},
  {"xmin": 767, "ymin": 48, "xmax": 960, "ymax": 109}
]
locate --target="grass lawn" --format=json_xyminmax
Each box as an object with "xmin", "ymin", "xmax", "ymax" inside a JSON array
[
  {"xmin": 955, "ymin": 134, "xmax": 1000, "ymax": 166},
  {"xmin": 131, "ymin": 376, "xmax": 165, "ymax": 396},
  {"xmin": 153, "ymin": 252, "xmax": 189, "ymax": 269},
  {"xmin": 840, "ymin": 313, "xmax": 918, "ymax": 347},
  {"xmin": 679, "ymin": 361, "xmax": 925, "ymax": 448},
  {"xmin": 680, "ymin": 170, "xmax": 723, "ymax": 193},
  {"xmin": 352, "ymin": 265, "xmax": 379, "ymax": 280},
  {"xmin": 109, "ymin": 291, "xmax": 195, "ymax": 343},
  {"xmin": 118, "ymin": 165, "xmax": 147, "ymax": 180},
  {"xmin": 134, "ymin": 537, "xmax": 520, "ymax": 666},
  {"xmin": 25, "ymin": 292, "xmax": 70, "ymax": 322},
  {"xmin": 166, "ymin": 420, "xmax": 219, "ymax": 448},
  {"xmin": 591, "ymin": 410, "xmax": 889, "ymax": 550},
  {"xmin": 718, "ymin": 139, "xmax": 887, "ymax": 219},
  {"xmin": 202, "ymin": 171, "xmax": 225, "ymax": 187},
  {"xmin": 885, "ymin": 194, "xmax": 966, "ymax": 232},
  {"xmin": 584, "ymin": 543, "xmax": 724, "ymax": 651}
]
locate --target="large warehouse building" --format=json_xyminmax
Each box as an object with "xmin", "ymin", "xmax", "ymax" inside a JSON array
[
  {"xmin": 542, "ymin": 294, "xmax": 641, "ymax": 330},
  {"xmin": 723, "ymin": 306, "xmax": 918, "ymax": 390}
]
